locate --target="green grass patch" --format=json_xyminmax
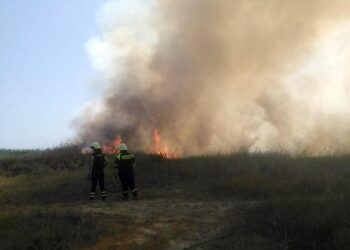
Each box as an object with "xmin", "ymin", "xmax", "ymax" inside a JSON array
[{"xmin": 0, "ymin": 169, "xmax": 90, "ymax": 204}]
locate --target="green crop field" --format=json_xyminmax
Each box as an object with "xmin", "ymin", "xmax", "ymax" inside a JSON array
[{"xmin": 1, "ymin": 145, "xmax": 350, "ymax": 249}]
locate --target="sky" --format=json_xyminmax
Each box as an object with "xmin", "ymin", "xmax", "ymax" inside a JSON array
[{"xmin": 0, "ymin": 1, "xmax": 108, "ymax": 149}]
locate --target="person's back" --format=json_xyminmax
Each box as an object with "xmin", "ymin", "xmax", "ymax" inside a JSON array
[
  {"xmin": 92, "ymin": 149, "xmax": 105, "ymax": 173},
  {"xmin": 89, "ymin": 143, "xmax": 107, "ymax": 200},
  {"xmin": 116, "ymin": 150, "xmax": 135, "ymax": 175},
  {"xmin": 115, "ymin": 144, "xmax": 137, "ymax": 200}
]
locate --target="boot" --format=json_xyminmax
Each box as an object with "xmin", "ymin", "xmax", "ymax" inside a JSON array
[
  {"xmin": 89, "ymin": 192, "xmax": 95, "ymax": 200},
  {"xmin": 122, "ymin": 193, "xmax": 128, "ymax": 201},
  {"xmin": 132, "ymin": 190, "xmax": 138, "ymax": 200},
  {"xmin": 101, "ymin": 190, "xmax": 107, "ymax": 200}
]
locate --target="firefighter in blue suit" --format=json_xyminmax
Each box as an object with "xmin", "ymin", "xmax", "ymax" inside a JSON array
[{"xmin": 115, "ymin": 143, "xmax": 138, "ymax": 200}]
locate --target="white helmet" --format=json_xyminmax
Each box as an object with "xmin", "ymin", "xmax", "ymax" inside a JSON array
[
  {"xmin": 90, "ymin": 142, "xmax": 101, "ymax": 149},
  {"xmin": 118, "ymin": 143, "xmax": 128, "ymax": 151}
]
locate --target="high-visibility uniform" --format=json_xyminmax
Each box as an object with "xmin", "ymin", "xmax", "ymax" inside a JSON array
[
  {"xmin": 115, "ymin": 150, "xmax": 137, "ymax": 200},
  {"xmin": 89, "ymin": 149, "xmax": 107, "ymax": 200}
]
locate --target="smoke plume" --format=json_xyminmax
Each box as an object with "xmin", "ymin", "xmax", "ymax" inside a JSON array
[{"xmin": 75, "ymin": 0, "xmax": 350, "ymax": 155}]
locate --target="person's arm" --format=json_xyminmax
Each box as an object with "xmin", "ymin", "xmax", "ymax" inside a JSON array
[
  {"xmin": 131, "ymin": 154, "xmax": 136, "ymax": 167},
  {"xmin": 103, "ymin": 155, "xmax": 108, "ymax": 168},
  {"xmin": 88, "ymin": 155, "xmax": 93, "ymax": 180},
  {"xmin": 115, "ymin": 155, "xmax": 120, "ymax": 169}
]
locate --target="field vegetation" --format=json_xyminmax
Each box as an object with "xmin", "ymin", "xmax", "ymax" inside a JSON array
[{"xmin": 1, "ymin": 145, "xmax": 350, "ymax": 249}]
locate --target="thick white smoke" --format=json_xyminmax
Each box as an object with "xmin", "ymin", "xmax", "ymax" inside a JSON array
[{"xmin": 75, "ymin": 0, "xmax": 350, "ymax": 155}]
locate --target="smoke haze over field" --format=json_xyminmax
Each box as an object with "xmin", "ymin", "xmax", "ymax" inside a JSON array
[{"xmin": 75, "ymin": 0, "xmax": 350, "ymax": 155}]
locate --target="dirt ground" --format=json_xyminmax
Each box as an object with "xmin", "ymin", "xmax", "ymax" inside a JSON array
[{"xmin": 73, "ymin": 197, "xmax": 236, "ymax": 250}]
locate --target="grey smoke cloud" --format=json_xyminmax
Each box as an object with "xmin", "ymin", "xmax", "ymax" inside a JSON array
[{"xmin": 74, "ymin": 0, "xmax": 350, "ymax": 155}]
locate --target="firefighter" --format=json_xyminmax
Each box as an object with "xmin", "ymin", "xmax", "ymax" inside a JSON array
[
  {"xmin": 115, "ymin": 143, "xmax": 138, "ymax": 200},
  {"xmin": 89, "ymin": 142, "xmax": 107, "ymax": 200}
]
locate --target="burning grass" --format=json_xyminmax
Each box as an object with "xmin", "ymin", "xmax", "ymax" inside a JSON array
[{"xmin": 99, "ymin": 129, "xmax": 180, "ymax": 159}]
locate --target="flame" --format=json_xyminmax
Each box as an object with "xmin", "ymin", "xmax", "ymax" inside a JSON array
[
  {"xmin": 151, "ymin": 128, "xmax": 179, "ymax": 159},
  {"xmin": 103, "ymin": 135, "xmax": 122, "ymax": 154},
  {"xmin": 151, "ymin": 128, "xmax": 162, "ymax": 154},
  {"xmin": 84, "ymin": 130, "xmax": 179, "ymax": 158}
]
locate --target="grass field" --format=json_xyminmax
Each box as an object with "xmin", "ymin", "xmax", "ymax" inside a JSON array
[{"xmin": 1, "ymin": 145, "xmax": 350, "ymax": 249}]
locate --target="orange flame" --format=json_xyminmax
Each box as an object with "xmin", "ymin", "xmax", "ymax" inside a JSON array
[
  {"xmin": 103, "ymin": 135, "xmax": 122, "ymax": 154},
  {"xmin": 95, "ymin": 130, "xmax": 179, "ymax": 158},
  {"xmin": 151, "ymin": 128, "xmax": 178, "ymax": 159}
]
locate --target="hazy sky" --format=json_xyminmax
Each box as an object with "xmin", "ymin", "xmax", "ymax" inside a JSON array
[{"xmin": 0, "ymin": 1, "xmax": 108, "ymax": 149}]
